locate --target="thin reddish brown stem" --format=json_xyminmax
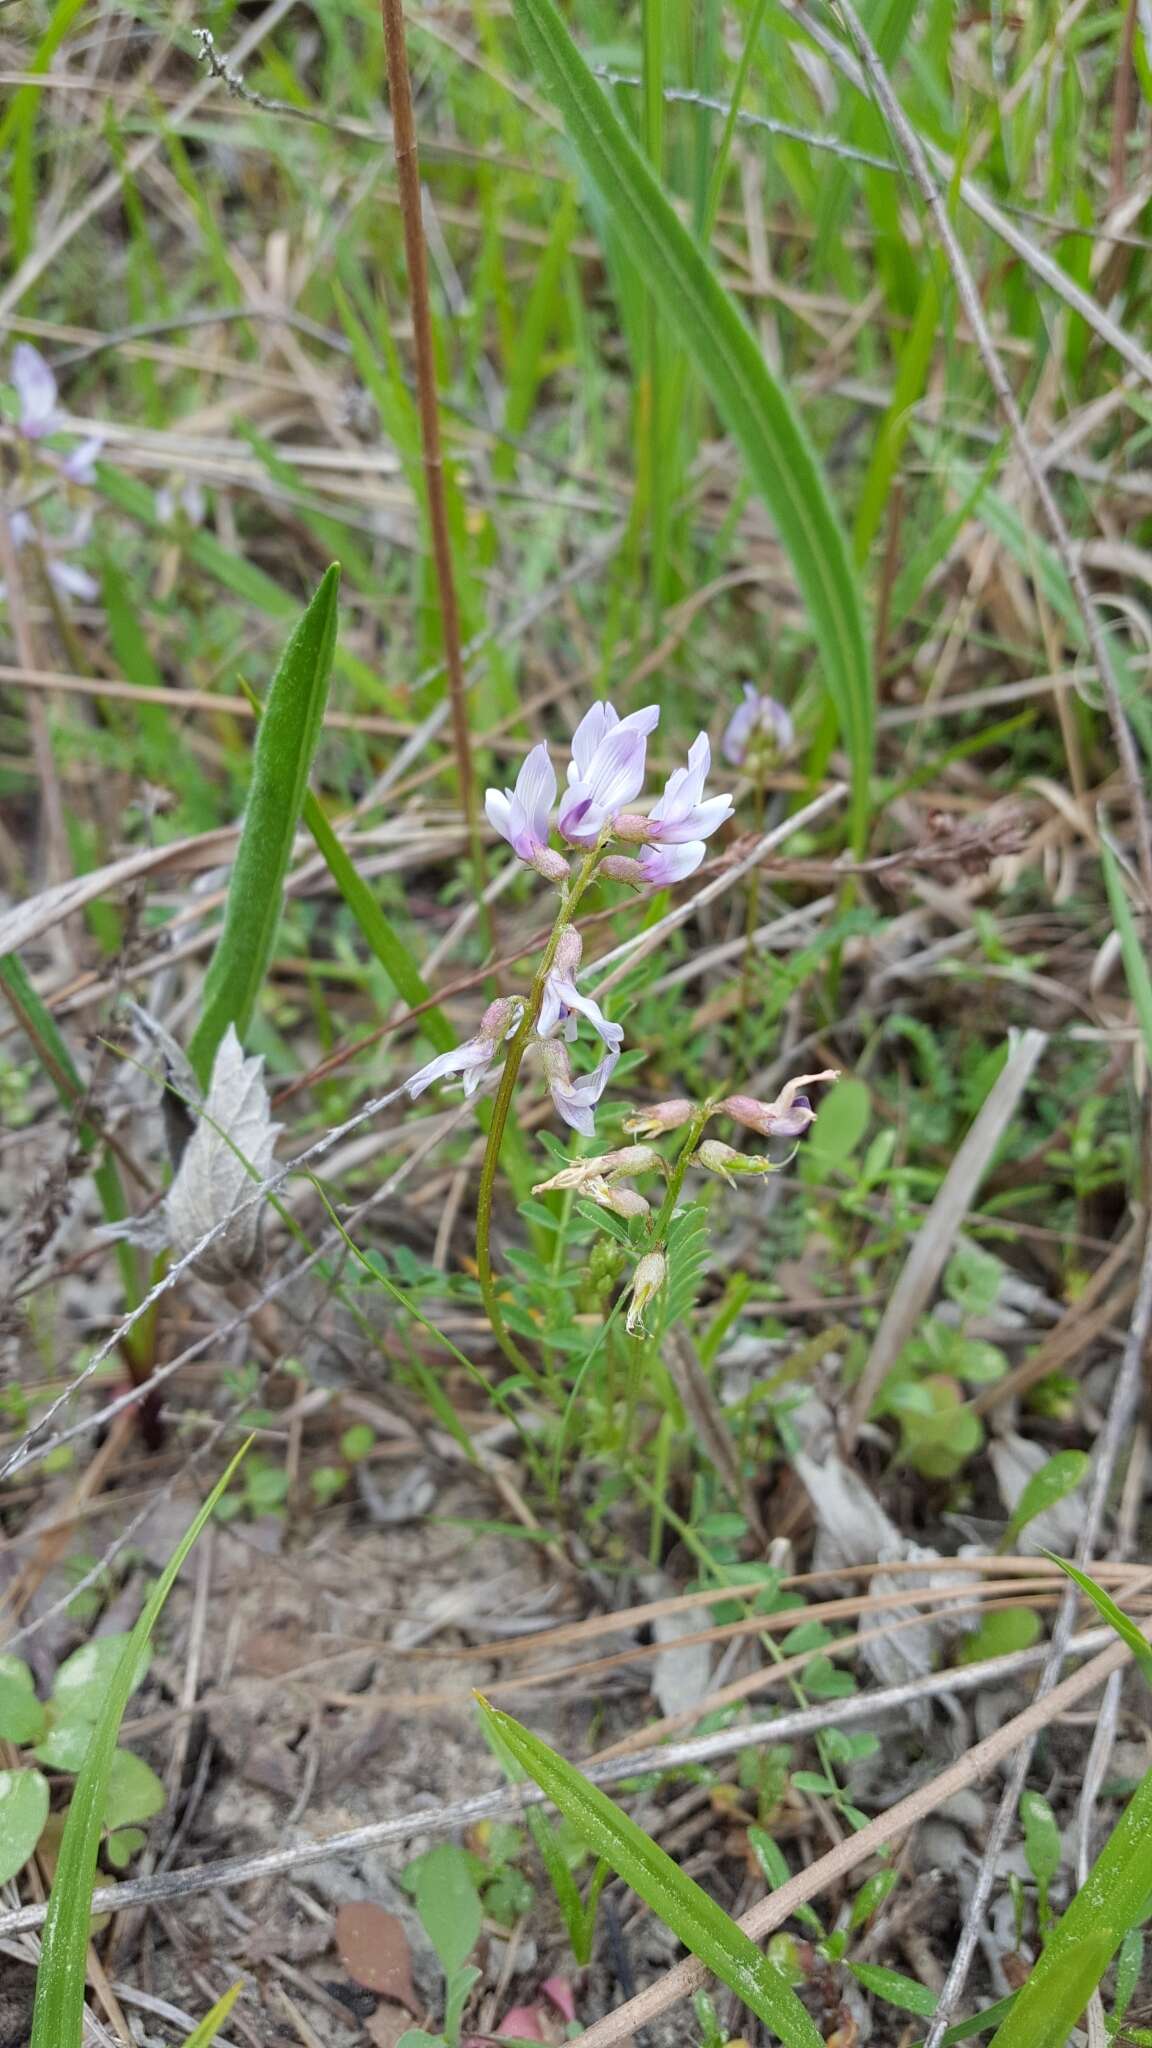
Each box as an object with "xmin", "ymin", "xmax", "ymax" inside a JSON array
[{"xmin": 379, "ymin": 0, "xmax": 491, "ymax": 945}]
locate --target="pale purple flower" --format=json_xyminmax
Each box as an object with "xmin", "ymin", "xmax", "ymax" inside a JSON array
[
  {"xmin": 58, "ymin": 434, "xmax": 103, "ymax": 486},
  {"xmin": 1, "ymin": 508, "xmax": 97, "ymax": 605},
  {"xmin": 156, "ymin": 479, "xmax": 207, "ymax": 526},
  {"xmin": 485, "ymin": 742, "xmax": 567, "ymax": 879},
  {"xmin": 637, "ymin": 840, "xmax": 705, "ymax": 888},
  {"xmin": 537, "ymin": 927, "xmax": 622, "ymax": 1053},
  {"xmin": 10, "ymin": 343, "xmax": 60, "ymax": 438},
  {"xmin": 406, "ymin": 998, "xmax": 520, "ymax": 1100},
  {"xmin": 626, "ymin": 734, "xmax": 732, "ymax": 844},
  {"xmin": 558, "ymin": 702, "xmax": 659, "ymax": 845},
  {"xmin": 542, "ymin": 1040, "xmax": 620, "ymax": 1137},
  {"xmin": 717, "ymin": 1070, "xmax": 840, "ymax": 1137},
  {"xmin": 722, "ymin": 686, "xmax": 795, "ymax": 767}
]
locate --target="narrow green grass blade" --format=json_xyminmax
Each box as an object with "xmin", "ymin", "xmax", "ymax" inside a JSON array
[
  {"xmin": 187, "ymin": 565, "xmax": 341, "ymax": 1086},
  {"xmin": 510, "ymin": 0, "xmax": 873, "ymax": 842},
  {"xmin": 853, "ymin": 274, "xmax": 939, "ymax": 564},
  {"xmin": 31, "ymin": 1446, "xmax": 249, "ymax": 2048},
  {"xmin": 476, "ymin": 1700, "xmax": 824, "ymax": 2047},
  {"xmin": 0, "ymin": 953, "xmax": 141, "ymax": 1315},
  {"xmin": 231, "ymin": 674, "xmax": 455, "ymax": 1054},
  {"xmin": 1100, "ymin": 837, "xmax": 1152, "ymax": 1068},
  {"xmin": 986, "ymin": 1762, "xmax": 1152, "ymax": 2048},
  {"xmin": 182, "ymin": 1981, "xmax": 243, "ymax": 2048},
  {"xmin": 1040, "ymin": 1551, "xmax": 1152, "ymax": 1686}
]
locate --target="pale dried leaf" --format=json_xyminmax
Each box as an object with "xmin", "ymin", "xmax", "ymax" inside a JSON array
[
  {"xmin": 642, "ymin": 1576, "xmax": 713, "ymax": 1719},
  {"xmin": 793, "ymin": 1452, "xmax": 905, "ymax": 1572},
  {"xmin": 164, "ymin": 1025, "xmax": 281, "ymax": 1282}
]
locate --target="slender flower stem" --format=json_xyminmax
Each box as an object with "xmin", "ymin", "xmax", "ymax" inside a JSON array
[
  {"xmin": 475, "ymin": 850, "xmax": 603, "ymax": 1373},
  {"xmin": 648, "ymin": 1105, "xmax": 715, "ymax": 1251},
  {"xmin": 379, "ymin": 0, "xmax": 492, "ymax": 951}
]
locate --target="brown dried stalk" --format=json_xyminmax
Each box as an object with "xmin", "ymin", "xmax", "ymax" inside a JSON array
[{"xmin": 379, "ymin": 0, "xmax": 489, "ymax": 939}]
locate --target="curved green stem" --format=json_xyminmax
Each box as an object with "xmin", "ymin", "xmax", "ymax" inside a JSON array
[
  {"xmin": 475, "ymin": 848, "xmax": 603, "ymax": 1374},
  {"xmin": 648, "ymin": 1104, "xmax": 715, "ymax": 1251}
]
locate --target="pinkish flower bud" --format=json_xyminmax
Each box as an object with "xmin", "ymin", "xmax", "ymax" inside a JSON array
[
  {"xmin": 623, "ymin": 1098, "xmax": 695, "ymax": 1136},
  {"xmin": 598, "ymin": 854, "xmax": 646, "ymax": 889},
  {"xmin": 609, "ymin": 811, "xmax": 651, "ymax": 842},
  {"xmin": 531, "ymin": 845, "xmax": 571, "ymax": 885},
  {"xmin": 626, "ymin": 1248, "xmax": 667, "ymax": 1334},
  {"xmin": 584, "ymin": 1176, "xmax": 650, "ymax": 1220},
  {"xmin": 553, "ymin": 926, "xmax": 582, "ymax": 976},
  {"xmin": 478, "ymin": 997, "xmax": 521, "ymax": 1046}
]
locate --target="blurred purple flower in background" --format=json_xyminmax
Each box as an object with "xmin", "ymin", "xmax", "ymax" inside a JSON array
[{"xmin": 721, "ymin": 686, "xmax": 794, "ymax": 767}]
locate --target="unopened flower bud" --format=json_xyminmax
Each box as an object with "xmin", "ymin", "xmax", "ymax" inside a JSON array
[
  {"xmin": 623, "ymin": 1098, "xmax": 695, "ymax": 1136},
  {"xmin": 717, "ymin": 1070, "xmax": 839, "ymax": 1138},
  {"xmin": 693, "ymin": 1140, "xmax": 777, "ymax": 1187},
  {"xmin": 598, "ymin": 854, "xmax": 646, "ymax": 889},
  {"xmin": 584, "ymin": 1176, "xmax": 651, "ymax": 1220},
  {"xmin": 553, "ymin": 926, "xmax": 582, "ymax": 976},
  {"xmin": 478, "ymin": 997, "xmax": 521, "ymax": 1046},
  {"xmin": 626, "ymin": 1248, "xmax": 667, "ymax": 1334},
  {"xmin": 532, "ymin": 845, "xmax": 571, "ymax": 885}
]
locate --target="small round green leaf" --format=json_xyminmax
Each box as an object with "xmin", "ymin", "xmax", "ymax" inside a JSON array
[
  {"xmin": 52, "ymin": 1635, "xmax": 150, "ymax": 1713},
  {"xmin": 0, "ymin": 1674, "xmax": 46, "ymax": 1746},
  {"xmin": 104, "ymin": 1749, "xmax": 166, "ymax": 1831},
  {"xmin": 0, "ymin": 1767, "xmax": 50, "ymax": 1885}
]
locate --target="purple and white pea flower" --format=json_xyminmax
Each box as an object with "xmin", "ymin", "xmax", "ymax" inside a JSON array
[
  {"xmin": 600, "ymin": 840, "xmax": 706, "ymax": 891},
  {"xmin": 558, "ymin": 701, "xmax": 659, "ymax": 846},
  {"xmin": 537, "ymin": 927, "xmax": 622, "ymax": 1053},
  {"xmin": 722, "ymin": 686, "xmax": 795, "ymax": 768},
  {"xmin": 57, "ymin": 436, "xmax": 103, "ymax": 486},
  {"xmin": 485, "ymin": 743, "xmax": 569, "ymax": 883},
  {"xmin": 405, "ymin": 998, "xmax": 521, "ymax": 1101},
  {"xmin": 616, "ymin": 734, "xmax": 733, "ymax": 845},
  {"xmin": 1, "ymin": 508, "xmax": 98, "ymax": 605},
  {"xmin": 717, "ymin": 1069, "xmax": 840, "ymax": 1138},
  {"xmin": 10, "ymin": 343, "xmax": 60, "ymax": 439},
  {"xmin": 541, "ymin": 1039, "xmax": 620, "ymax": 1137},
  {"xmin": 156, "ymin": 478, "xmax": 208, "ymax": 527}
]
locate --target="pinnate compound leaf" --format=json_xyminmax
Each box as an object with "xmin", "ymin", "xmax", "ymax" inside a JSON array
[{"xmin": 476, "ymin": 1699, "xmax": 824, "ymax": 2047}]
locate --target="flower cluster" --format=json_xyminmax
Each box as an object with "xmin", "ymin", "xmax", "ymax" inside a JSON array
[
  {"xmin": 409, "ymin": 703, "xmax": 734, "ymax": 1137},
  {"xmin": 485, "ymin": 703, "xmax": 733, "ymax": 891}
]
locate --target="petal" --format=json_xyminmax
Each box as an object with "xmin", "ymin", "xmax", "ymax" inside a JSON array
[
  {"xmin": 11, "ymin": 343, "xmax": 58, "ymax": 433},
  {"xmin": 513, "ymin": 742, "xmax": 556, "ymax": 845},
  {"xmin": 684, "ymin": 791, "xmax": 734, "ymax": 841},
  {"xmin": 485, "ymin": 787, "xmax": 515, "ymax": 843},
  {"xmin": 554, "ymin": 977, "xmax": 623, "ymax": 1051},
  {"xmin": 406, "ymin": 1038, "xmax": 488, "ymax": 1098},
  {"xmin": 536, "ymin": 974, "xmax": 564, "ymax": 1038},
  {"xmin": 586, "ymin": 726, "xmax": 649, "ymax": 813},
  {"xmin": 551, "ymin": 1083, "xmax": 596, "ymax": 1136},
  {"xmin": 49, "ymin": 560, "xmax": 98, "ymax": 602},
  {"xmin": 640, "ymin": 841, "xmax": 705, "ymax": 886},
  {"xmin": 58, "ymin": 434, "xmax": 103, "ymax": 484},
  {"xmin": 568, "ymin": 702, "xmax": 617, "ymax": 781},
  {"xmin": 557, "ymin": 784, "xmax": 597, "ymax": 844}
]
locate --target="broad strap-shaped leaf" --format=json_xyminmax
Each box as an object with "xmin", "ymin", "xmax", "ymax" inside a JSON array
[
  {"xmin": 31, "ymin": 1445, "xmax": 249, "ymax": 2048},
  {"xmin": 188, "ymin": 564, "xmax": 341, "ymax": 1084},
  {"xmin": 476, "ymin": 1699, "xmax": 824, "ymax": 2047},
  {"xmin": 510, "ymin": 0, "xmax": 873, "ymax": 843}
]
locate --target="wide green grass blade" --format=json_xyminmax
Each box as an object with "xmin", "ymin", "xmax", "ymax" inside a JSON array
[
  {"xmin": 511, "ymin": 0, "xmax": 874, "ymax": 845},
  {"xmin": 187, "ymin": 565, "xmax": 341, "ymax": 1086},
  {"xmin": 986, "ymin": 1762, "xmax": 1152, "ymax": 2048},
  {"xmin": 31, "ymin": 1446, "xmax": 249, "ymax": 2048},
  {"xmin": 476, "ymin": 1700, "xmax": 824, "ymax": 2047},
  {"xmin": 232, "ymin": 673, "xmax": 455, "ymax": 1054}
]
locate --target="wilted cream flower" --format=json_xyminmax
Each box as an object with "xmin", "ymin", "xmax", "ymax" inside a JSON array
[{"xmin": 626, "ymin": 1248, "xmax": 667, "ymax": 1335}]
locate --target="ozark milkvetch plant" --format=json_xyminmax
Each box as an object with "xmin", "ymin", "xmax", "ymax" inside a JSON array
[{"xmin": 405, "ymin": 701, "xmax": 836, "ymax": 1364}]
